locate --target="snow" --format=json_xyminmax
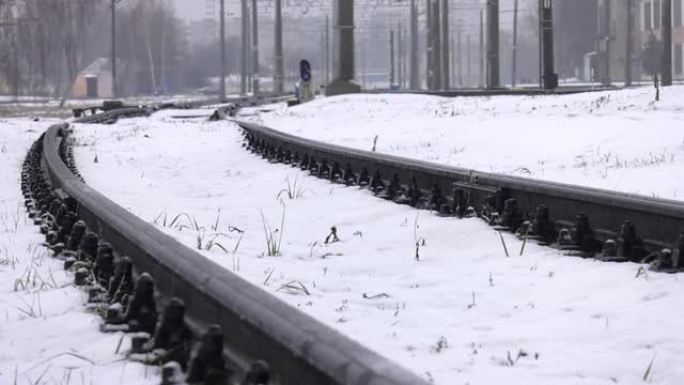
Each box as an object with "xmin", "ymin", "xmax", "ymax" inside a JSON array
[
  {"xmin": 246, "ymin": 86, "xmax": 684, "ymax": 200},
  {"xmin": 72, "ymin": 104, "xmax": 684, "ymax": 385},
  {"xmin": 0, "ymin": 118, "xmax": 157, "ymax": 385}
]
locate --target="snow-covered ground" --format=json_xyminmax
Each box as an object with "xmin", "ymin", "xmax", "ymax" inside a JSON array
[
  {"xmin": 73, "ymin": 108, "xmax": 684, "ymax": 385},
  {"xmin": 247, "ymin": 86, "xmax": 684, "ymax": 200},
  {"xmin": 0, "ymin": 118, "xmax": 156, "ymax": 385}
]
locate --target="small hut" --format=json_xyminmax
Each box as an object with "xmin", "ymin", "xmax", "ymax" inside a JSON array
[{"xmin": 73, "ymin": 58, "xmax": 113, "ymax": 98}]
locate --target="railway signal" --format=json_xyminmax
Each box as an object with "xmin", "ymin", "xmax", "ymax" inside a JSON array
[
  {"xmin": 300, "ymin": 59, "xmax": 312, "ymax": 82},
  {"xmin": 298, "ymin": 59, "xmax": 314, "ymax": 103}
]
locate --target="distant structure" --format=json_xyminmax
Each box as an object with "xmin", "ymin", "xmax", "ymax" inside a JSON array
[
  {"xmin": 73, "ymin": 58, "xmax": 113, "ymax": 99},
  {"xmin": 327, "ymin": 0, "xmax": 361, "ymax": 95},
  {"xmin": 639, "ymin": 0, "xmax": 683, "ymax": 80},
  {"xmin": 594, "ymin": 0, "xmax": 683, "ymax": 84}
]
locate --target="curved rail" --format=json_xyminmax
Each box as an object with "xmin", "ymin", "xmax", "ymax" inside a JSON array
[
  {"xmin": 29, "ymin": 94, "xmax": 683, "ymax": 385},
  {"xmin": 35, "ymin": 113, "xmax": 427, "ymax": 384},
  {"xmin": 238, "ymin": 120, "xmax": 684, "ymax": 259}
]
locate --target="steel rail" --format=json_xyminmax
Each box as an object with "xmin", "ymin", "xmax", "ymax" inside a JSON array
[
  {"xmin": 39, "ymin": 118, "xmax": 428, "ymax": 385},
  {"xmin": 237, "ymin": 120, "xmax": 684, "ymax": 254},
  {"xmin": 364, "ymin": 85, "xmax": 619, "ymax": 97}
]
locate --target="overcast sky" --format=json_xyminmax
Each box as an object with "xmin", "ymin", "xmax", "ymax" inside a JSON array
[
  {"xmin": 173, "ymin": 0, "xmax": 205, "ymax": 21},
  {"xmin": 170, "ymin": 0, "xmax": 527, "ymax": 24}
]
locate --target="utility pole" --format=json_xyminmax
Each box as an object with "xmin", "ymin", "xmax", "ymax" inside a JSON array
[
  {"xmin": 327, "ymin": 0, "xmax": 361, "ymax": 95},
  {"xmin": 457, "ymin": 29, "xmax": 463, "ymax": 86},
  {"xmin": 432, "ymin": 0, "xmax": 442, "ymax": 89},
  {"xmin": 662, "ymin": 0, "xmax": 673, "ymax": 86},
  {"xmin": 451, "ymin": 36, "xmax": 456, "ymax": 87},
  {"xmin": 325, "ymin": 15, "xmax": 330, "ymax": 84},
  {"xmin": 390, "ymin": 30, "xmax": 395, "ymax": 87},
  {"xmin": 240, "ymin": 0, "xmax": 248, "ymax": 95},
  {"xmin": 540, "ymin": 0, "xmax": 557, "ymax": 89},
  {"xmin": 403, "ymin": 28, "xmax": 408, "ymax": 88},
  {"xmin": 440, "ymin": 0, "xmax": 450, "ymax": 89},
  {"xmin": 398, "ymin": 22, "xmax": 404, "ymax": 89},
  {"xmin": 512, "ymin": 0, "xmax": 518, "ymax": 88},
  {"xmin": 486, "ymin": 0, "xmax": 500, "ymax": 89},
  {"xmin": 246, "ymin": 1, "xmax": 252, "ymax": 93},
  {"xmin": 538, "ymin": 0, "xmax": 543, "ymax": 87},
  {"xmin": 321, "ymin": 32, "xmax": 325, "ymax": 88},
  {"xmin": 602, "ymin": 0, "xmax": 611, "ymax": 86},
  {"xmin": 251, "ymin": 0, "xmax": 260, "ymax": 95},
  {"xmin": 426, "ymin": 0, "xmax": 434, "ymax": 89},
  {"xmin": 111, "ymin": 0, "xmax": 117, "ymax": 98},
  {"xmin": 219, "ymin": 0, "xmax": 226, "ymax": 101},
  {"xmin": 409, "ymin": 0, "xmax": 419, "ymax": 89},
  {"xmin": 425, "ymin": 0, "xmax": 442, "ymax": 90},
  {"xmin": 625, "ymin": 0, "xmax": 633, "ymax": 86},
  {"xmin": 160, "ymin": 1, "xmax": 167, "ymax": 94},
  {"xmin": 479, "ymin": 9, "xmax": 485, "ymax": 88},
  {"xmin": 467, "ymin": 35, "xmax": 472, "ymax": 87},
  {"xmin": 274, "ymin": 0, "xmax": 284, "ymax": 94},
  {"xmin": 360, "ymin": 32, "xmax": 366, "ymax": 89}
]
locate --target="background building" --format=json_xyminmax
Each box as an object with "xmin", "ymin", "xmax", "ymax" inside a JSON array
[
  {"xmin": 595, "ymin": 0, "xmax": 683, "ymax": 84},
  {"xmin": 639, "ymin": 0, "xmax": 683, "ymax": 78},
  {"xmin": 72, "ymin": 58, "xmax": 113, "ymax": 99}
]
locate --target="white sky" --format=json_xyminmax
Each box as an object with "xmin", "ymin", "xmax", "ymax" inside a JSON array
[{"xmin": 173, "ymin": 0, "xmax": 206, "ymax": 21}]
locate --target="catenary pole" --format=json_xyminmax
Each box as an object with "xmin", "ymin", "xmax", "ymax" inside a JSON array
[
  {"xmin": 626, "ymin": 0, "xmax": 633, "ymax": 86},
  {"xmin": 486, "ymin": 0, "xmax": 500, "ymax": 88},
  {"xmin": 512, "ymin": 0, "xmax": 518, "ymax": 87},
  {"xmin": 441, "ymin": 0, "xmax": 449, "ymax": 89},
  {"xmin": 251, "ymin": 0, "xmax": 260, "ymax": 95},
  {"xmin": 274, "ymin": 0, "xmax": 284, "ymax": 93},
  {"xmin": 662, "ymin": 0, "xmax": 673, "ymax": 85},
  {"xmin": 479, "ymin": 9, "xmax": 484, "ymax": 88},
  {"xmin": 219, "ymin": 0, "xmax": 226, "ymax": 100},
  {"xmin": 111, "ymin": 0, "xmax": 117, "ymax": 97},
  {"xmin": 240, "ymin": 0, "xmax": 248, "ymax": 95},
  {"xmin": 409, "ymin": 0, "xmax": 419, "ymax": 89}
]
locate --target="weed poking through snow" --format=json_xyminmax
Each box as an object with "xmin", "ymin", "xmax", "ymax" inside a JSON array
[
  {"xmin": 14, "ymin": 291, "xmax": 44, "ymax": 319},
  {"xmin": 643, "ymin": 351, "xmax": 657, "ymax": 382},
  {"xmin": 260, "ymin": 207, "xmax": 286, "ymax": 256},
  {"xmin": 362, "ymin": 292, "xmax": 390, "ymax": 300},
  {"xmin": 152, "ymin": 210, "xmax": 245, "ymax": 262},
  {"xmin": 263, "ymin": 268, "xmax": 275, "ymax": 286},
  {"xmin": 635, "ymin": 266, "xmax": 649, "ymax": 280},
  {"xmin": 230, "ymin": 228, "xmax": 245, "ymax": 271},
  {"xmin": 308, "ymin": 241, "xmax": 319, "ymax": 258},
  {"xmin": 499, "ymin": 231, "xmax": 510, "ymax": 257},
  {"xmin": 414, "ymin": 214, "xmax": 426, "ymax": 261},
  {"xmin": 466, "ymin": 292, "xmax": 477, "ymax": 309},
  {"xmin": 518, "ymin": 221, "xmax": 531, "ymax": 256},
  {"xmin": 277, "ymin": 280, "xmax": 310, "ymax": 296},
  {"xmin": 498, "ymin": 349, "xmax": 537, "ymax": 367},
  {"xmin": 277, "ymin": 175, "xmax": 308, "ymax": 201},
  {"xmin": 325, "ymin": 226, "xmax": 339, "ymax": 244}
]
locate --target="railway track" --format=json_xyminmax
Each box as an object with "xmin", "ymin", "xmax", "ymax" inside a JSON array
[
  {"xmin": 237, "ymin": 120, "xmax": 684, "ymax": 271},
  {"xmin": 22, "ymin": 94, "xmax": 683, "ymax": 384},
  {"xmin": 22, "ymin": 99, "xmax": 427, "ymax": 385}
]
